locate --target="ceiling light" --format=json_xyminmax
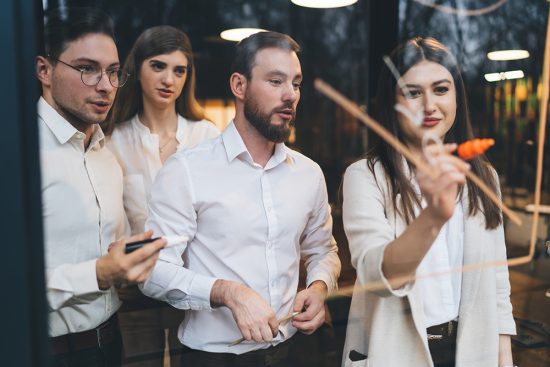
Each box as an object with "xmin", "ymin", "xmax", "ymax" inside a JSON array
[
  {"xmin": 484, "ymin": 70, "xmax": 525, "ymax": 82},
  {"xmin": 487, "ymin": 50, "xmax": 530, "ymax": 61},
  {"xmin": 220, "ymin": 28, "xmax": 267, "ymax": 42},
  {"xmin": 291, "ymin": 0, "xmax": 358, "ymax": 9}
]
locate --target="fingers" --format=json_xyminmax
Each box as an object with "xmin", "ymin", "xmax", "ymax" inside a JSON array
[
  {"xmin": 108, "ymin": 230, "xmax": 154, "ymax": 253},
  {"xmin": 268, "ymin": 316, "xmax": 280, "ymax": 337},
  {"xmin": 293, "ymin": 291, "xmax": 307, "ymax": 313},
  {"xmin": 250, "ymin": 328, "xmax": 263, "ymax": 343},
  {"xmin": 125, "ymin": 237, "xmax": 166, "ymax": 264},
  {"xmin": 126, "ymin": 229, "xmax": 154, "ymax": 243},
  {"xmin": 293, "ymin": 308, "xmax": 325, "ymax": 335},
  {"xmin": 104, "ymin": 233, "xmax": 165, "ymax": 286},
  {"xmin": 125, "ymin": 251, "xmax": 161, "ymax": 283},
  {"xmin": 292, "ymin": 289, "xmax": 325, "ymax": 333},
  {"xmin": 260, "ymin": 324, "xmax": 275, "ymax": 342}
]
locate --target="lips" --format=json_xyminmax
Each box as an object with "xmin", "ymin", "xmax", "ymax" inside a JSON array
[
  {"xmin": 89, "ymin": 100, "xmax": 111, "ymax": 113},
  {"xmin": 157, "ymin": 88, "xmax": 174, "ymax": 98},
  {"xmin": 422, "ymin": 118, "xmax": 440, "ymax": 127},
  {"xmin": 276, "ymin": 108, "xmax": 295, "ymax": 120}
]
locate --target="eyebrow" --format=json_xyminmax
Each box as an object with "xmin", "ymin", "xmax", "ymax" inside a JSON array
[
  {"xmin": 149, "ymin": 59, "xmax": 188, "ymax": 68},
  {"xmin": 71, "ymin": 57, "xmax": 120, "ymax": 69},
  {"xmin": 267, "ymin": 70, "xmax": 303, "ymax": 80},
  {"xmin": 404, "ymin": 79, "xmax": 452, "ymax": 88}
]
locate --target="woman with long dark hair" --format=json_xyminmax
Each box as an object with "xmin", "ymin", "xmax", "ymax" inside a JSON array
[
  {"xmin": 105, "ymin": 26, "xmax": 219, "ymax": 366},
  {"xmin": 342, "ymin": 37, "xmax": 515, "ymax": 367}
]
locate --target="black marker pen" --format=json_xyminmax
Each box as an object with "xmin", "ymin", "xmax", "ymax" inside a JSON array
[{"xmin": 125, "ymin": 235, "xmax": 188, "ymax": 253}]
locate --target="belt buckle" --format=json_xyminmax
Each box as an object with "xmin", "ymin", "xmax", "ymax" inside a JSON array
[{"xmin": 427, "ymin": 334, "xmax": 443, "ymax": 341}]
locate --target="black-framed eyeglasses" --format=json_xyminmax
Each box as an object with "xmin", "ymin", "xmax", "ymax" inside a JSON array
[{"xmin": 49, "ymin": 57, "xmax": 130, "ymax": 88}]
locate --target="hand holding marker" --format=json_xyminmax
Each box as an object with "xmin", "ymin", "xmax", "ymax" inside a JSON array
[{"xmin": 125, "ymin": 235, "xmax": 188, "ymax": 253}]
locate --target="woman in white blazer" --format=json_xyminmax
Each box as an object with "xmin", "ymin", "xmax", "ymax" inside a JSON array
[
  {"xmin": 341, "ymin": 37, "xmax": 516, "ymax": 367},
  {"xmin": 104, "ymin": 26, "xmax": 219, "ymax": 367}
]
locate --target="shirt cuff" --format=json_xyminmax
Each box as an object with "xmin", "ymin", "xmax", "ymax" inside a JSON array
[
  {"xmin": 187, "ymin": 274, "xmax": 218, "ymax": 310},
  {"xmin": 75, "ymin": 259, "xmax": 104, "ymax": 295},
  {"xmin": 306, "ymin": 274, "xmax": 336, "ymax": 294}
]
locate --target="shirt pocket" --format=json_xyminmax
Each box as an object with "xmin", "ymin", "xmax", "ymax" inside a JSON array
[{"xmin": 123, "ymin": 174, "xmax": 147, "ymax": 234}]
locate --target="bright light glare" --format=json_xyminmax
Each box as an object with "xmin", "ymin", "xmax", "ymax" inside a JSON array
[
  {"xmin": 220, "ymin": 28, "xmax": 267, "ymax": 42},
  {"xmin": 487, "ymin": 50, "xmax": 530, "ymax": 61},
  {"xmin": 484, "ymin": 70, "xmax": 525, "ymax": 82},
  {"xmin": 291, "ymin": 0, "xmax": 358, "ymax": 8}
]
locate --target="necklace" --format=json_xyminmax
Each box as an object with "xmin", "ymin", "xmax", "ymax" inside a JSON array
[{"xmin": 159, "ymin": 135, "xmax": 175, "ymax": 153}]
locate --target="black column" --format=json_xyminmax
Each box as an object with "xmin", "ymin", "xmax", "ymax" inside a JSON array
[{"xmin": 0, "ymin": 0, "xmax": 49, "ymax": 366}]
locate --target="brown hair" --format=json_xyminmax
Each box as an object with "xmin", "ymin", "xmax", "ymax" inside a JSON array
[
  {"xmin": 104, "ymin": 25, "xmax": 205, "ymax": 135},
  {"xmin": 369, "ymin": 36, "xmax": 501, "ymax": 229}
]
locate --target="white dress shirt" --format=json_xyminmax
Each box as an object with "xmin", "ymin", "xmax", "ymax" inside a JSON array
[
  {"xmin": 107, "ymin": 114, "xmax": 219, "ymax": 234},
  {"xmin": 38, "ymin": 97, "xmax": 126, "ymax": 337},
  {"xmin": 417, "ymin": 195, "xmax": 464, "ymax": 328},
  {"xmin": 141, "ymin": 121, "xmax": 341, "ymax": 354}
]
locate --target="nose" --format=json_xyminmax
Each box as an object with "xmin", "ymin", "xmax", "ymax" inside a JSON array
[
  {"xmin": 162, "ymin": 70, "xmax": 174, "ymax": 86},
  {"xmin": 96, "ymin": 71, "xmax": 114, "ymax": 93},
  {"xmin": 423, "ymin": 92, "xmax": 436, "ymax": 115},
  {"xmin": 282, "ymin": 82, "xmax": 299, "ymax": 104}
]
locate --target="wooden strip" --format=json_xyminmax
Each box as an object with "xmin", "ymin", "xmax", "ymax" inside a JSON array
[{"xmin": 528, "ymin": 7, "xmax": 550, "ymax": 259}]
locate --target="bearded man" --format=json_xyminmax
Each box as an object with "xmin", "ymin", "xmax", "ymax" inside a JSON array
[{"xmin": 140, "ymin": 31, "xmax": 340, "ymax": 367}]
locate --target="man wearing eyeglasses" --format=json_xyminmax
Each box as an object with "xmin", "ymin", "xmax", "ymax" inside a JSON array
[{"xmin": 35, "ymin": 7, "xmax": 165, "ymax": 367}]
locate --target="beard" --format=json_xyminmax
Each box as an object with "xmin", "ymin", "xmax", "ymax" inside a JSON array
[{"xmin": 243, "ymin": 92, "xmax": 295, "ymax": 143}]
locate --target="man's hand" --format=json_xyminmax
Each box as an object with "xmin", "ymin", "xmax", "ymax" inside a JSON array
[
  {"xmin": 292, "ymin": 280, "xmax": 328, "ymax": 334},
  {"xmin": 96, "ymin": 230, "xmax": 166, "ymax": 290},
  {"xmin": 211, "ymin": 279, "xmax": 279, "ymax": 342}
]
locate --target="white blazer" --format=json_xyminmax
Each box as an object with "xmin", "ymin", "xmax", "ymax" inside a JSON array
[{"xmin": 341, "ymin": 159, "xmax": 516, "ymax": 367}]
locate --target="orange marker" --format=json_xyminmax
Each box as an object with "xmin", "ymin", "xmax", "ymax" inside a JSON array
[{"xmin": 456, "ymin": 138, "xmax": 495, "ymax": 160}]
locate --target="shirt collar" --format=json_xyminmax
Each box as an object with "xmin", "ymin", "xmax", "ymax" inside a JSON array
[
  {"xmin": 38, "ymin": 96, "xmax": 105, "ymax": 149},
  {"xmin": 222, "ymin": 121, "xmax": 250, "ymax": 162},
  {"xmin": 221, "ymin": 121, "xmax": 292, "ymax": 168},
  {"xmin": 133, "ymin": 114, "xmax": 186, "ymax": 144}
]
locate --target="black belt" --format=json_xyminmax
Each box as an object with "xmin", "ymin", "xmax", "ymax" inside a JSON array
[
  {"xmin": 427, "ymin": 320, "xmax": 458, "ymax": 342},
  {"xmin": 50, "ymin": 314, "xmax": 119, "ymax": 355}
]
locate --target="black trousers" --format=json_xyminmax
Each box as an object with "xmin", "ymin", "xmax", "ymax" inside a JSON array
[
  {"xmin": 50, "ymin": 334, "xmax": 122, "ymax": 367},
  {"xmin": 180, "ymin": 325, "xmax": 337, "ymax": 367},
  {"xmin": 427, "ymin": 320, "xmax": 458, "ymax": 367}
]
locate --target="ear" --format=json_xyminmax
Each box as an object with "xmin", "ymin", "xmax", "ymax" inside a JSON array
[
  {"xmin": 36, "ymin": 56, "xmax": 52, "ymax": 87},
  {"xmin": 229, "ymin": 72, "xmax": 247, "ymax": 102}
]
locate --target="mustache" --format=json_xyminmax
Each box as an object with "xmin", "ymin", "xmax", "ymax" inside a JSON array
[{"xmin": 272, "ymin": 103, "xmax": 296, "ymax": 115}]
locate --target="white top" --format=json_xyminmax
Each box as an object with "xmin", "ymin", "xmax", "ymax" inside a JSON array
[
  {"xmin": 107, "ymin": 114, "xmax": 219, "ymax": 234},
  {"xmin": 38, "ymin": 97, "xmax": 126, "ymax": 337},
  {"xmin": 140, "ymin": 121, "xmax": 341, "ymax": 354},
  {"xmin": 416, "ymin": 198, "xmax": 464, "ymax": 328}
]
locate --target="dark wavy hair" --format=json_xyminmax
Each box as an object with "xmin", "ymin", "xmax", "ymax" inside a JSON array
[
  {"xmin": 369, "ymin": 36, "xmax": 501, "ymax": 229},
  {"xmin": 104, "ymin": 25, "xmax": 205, "ymax": 135}
]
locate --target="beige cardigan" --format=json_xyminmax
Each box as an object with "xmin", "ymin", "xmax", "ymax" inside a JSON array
[{"xmin": 341, "ymin": 159, "xmax": 516, "ymax": 367}]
